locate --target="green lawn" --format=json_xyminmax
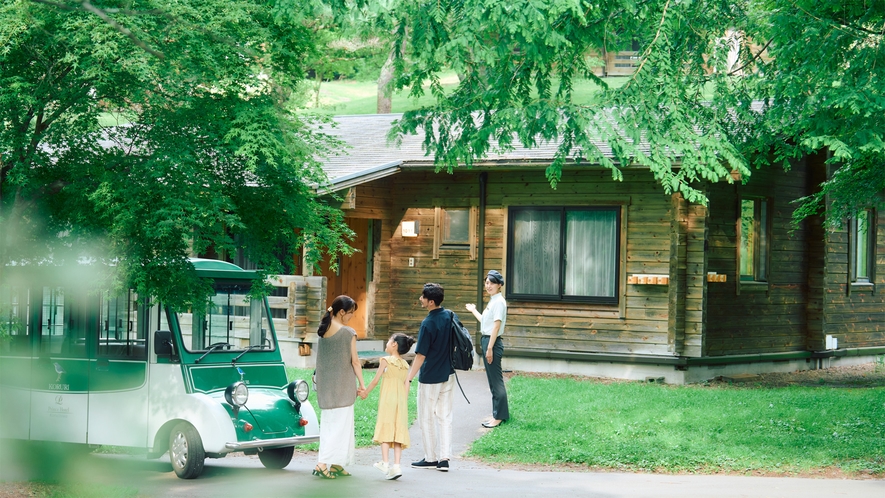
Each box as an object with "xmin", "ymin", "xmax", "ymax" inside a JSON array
[
  {"xmin": 467, "ymin": 375, "xmax": 885, "ymax": 476},
  {"xmin": 291, "ymin": 366, "xmax": 885, "ymax": 476},
  {"xmin": 286, "ymin": 367, "xmax": 417, "ymax": 449},
  {"xmin": 306, "ymin": 73, "xmax": 630, "ymax": 116}
]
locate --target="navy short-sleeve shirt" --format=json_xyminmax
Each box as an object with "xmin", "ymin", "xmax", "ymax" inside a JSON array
[{"xmin": 415, "ymin": 307, "xmax": 456, "ymax": 384}]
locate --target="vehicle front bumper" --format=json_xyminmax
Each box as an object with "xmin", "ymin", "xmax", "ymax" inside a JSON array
[{"xmin": 224, "ymin": 434, "xmax": 320, "ymax": 451}]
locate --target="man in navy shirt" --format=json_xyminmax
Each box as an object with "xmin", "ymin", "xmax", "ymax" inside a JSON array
[{"xmin": 406, "ymin": 282, "xmax": 455, "ymax": 472}]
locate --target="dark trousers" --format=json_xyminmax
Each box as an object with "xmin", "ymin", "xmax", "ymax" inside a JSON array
[{"xmin": 481, "ymin": 335, "xmax": 509, "ymax": 421}]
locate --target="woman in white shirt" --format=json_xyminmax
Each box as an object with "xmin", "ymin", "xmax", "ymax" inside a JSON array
[{"xmin": 465, "ymin": 270, "xmax": 510, "ymax": 428}]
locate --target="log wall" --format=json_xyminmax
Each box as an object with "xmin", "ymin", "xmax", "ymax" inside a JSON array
[
  {"xmin": 704, "ymin": 164, "xmax": 812, "ymax": 355},
  {"xmin": 821, "ymin": 211, "xmax": 885, "ymax": 347},
  {"xmin": 356, "ymin": 167, "xmax": 685, "ymax": 357},
  {"xmin": 332, "ymin": 156, "xmax": 882, "ymax": 362}
]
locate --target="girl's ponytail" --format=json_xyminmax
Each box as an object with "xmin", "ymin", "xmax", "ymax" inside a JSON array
[{"xmin": 391, "ymin": 333, "xmax": 416, "ymax": 355}]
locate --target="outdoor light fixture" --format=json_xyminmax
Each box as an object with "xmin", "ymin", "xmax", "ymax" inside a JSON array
[{"xmin": 401, "ymin": 221, "xmax": 419, "ymax": 237}]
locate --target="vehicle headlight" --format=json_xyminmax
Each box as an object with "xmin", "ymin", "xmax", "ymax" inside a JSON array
[
  {"xmin": 286, "ymin": 380, "xmax": 309, "ymax": 403},
  {"xmin": 225, "ymin": 381, "xmax": 249, "ymax": 407}
]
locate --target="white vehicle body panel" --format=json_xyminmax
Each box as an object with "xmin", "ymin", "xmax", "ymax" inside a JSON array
[
  {"xmin": 147, "ymin": 363, "xmax": 237, "ymax": 454},
  {"xmin": 29, "ymin": 390, "xmax": 88, "ymax": 444},
  {"xmin": 87, "ymin": 360, "xmax": 149, "ymax": 447}
]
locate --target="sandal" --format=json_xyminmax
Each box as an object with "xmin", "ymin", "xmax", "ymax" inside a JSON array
[
  {"xmin": 313, "ymin": 464, "xmax": 336, "ymax": 479},
  {"xmin": 330, "ymin": 464, "xmax": 352, "ymax": 477}
]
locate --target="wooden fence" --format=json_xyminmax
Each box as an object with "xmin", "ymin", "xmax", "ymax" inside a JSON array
[{"xmin": 266, "ymin": 274, "xmax": 327, "ymax": 342}]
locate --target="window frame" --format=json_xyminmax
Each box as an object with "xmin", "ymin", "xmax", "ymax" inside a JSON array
[
  {"xmin": 849, "ymin": 208, "xmax": 877, "ymax": 292},
  {"xmin": 505, "ymin": 205, "xmax": 621, "ymax": 305},
  {"xmin": 736, "ymin": 196, "xmax": 771, "ymax": 292},
  {"xmin": 440, "ymin": 207, "xmax": 471, "ymax": 247},
  {"xmin": 433, "ymin": 203, "xmax": 478, "ymax": 260}
]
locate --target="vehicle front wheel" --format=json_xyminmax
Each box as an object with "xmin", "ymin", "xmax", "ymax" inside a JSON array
[
  {"xmin": 258, "ymin": 446, "xmax": 294, "ymax": 469},
  {"xmin": 169, "ymin": 422, "xmax": 205, "ymax": 479}
]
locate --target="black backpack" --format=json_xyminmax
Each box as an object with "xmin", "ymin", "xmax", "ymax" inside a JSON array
[
  {"xmin": 448, "ymin": 310, "xmax": 474, "ymax": 403},
  {"xmin": 449, "ymin": 310, "xmax": 474, "ymax": 371}
]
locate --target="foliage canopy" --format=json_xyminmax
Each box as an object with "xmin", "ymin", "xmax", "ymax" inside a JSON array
[
  {"xmin": 390, "ymin": 0, "xmax": 885, "ymax": 224},
  {"xmin": 0, "ymin": 0, "xmax": 353, "ymax": 306}
]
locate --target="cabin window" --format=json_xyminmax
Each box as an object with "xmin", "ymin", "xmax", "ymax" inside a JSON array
[
  {"xmin": 506, "ymin": 206, "xmax": 619, "ymax": 303},
  {"xmin": 433, "ymin": 205, "xmax": 478, "ymax": 260},
  {"xmin": 850, "ymin": 209, "xmax": 874, "ymax": 283},
  {"xmin": 442, "ymin": 208, "xmax": 470, "ymax": 247},
  {"xmin": 738, "ymin": 198, "xmax": 769, "ymax": 282}
]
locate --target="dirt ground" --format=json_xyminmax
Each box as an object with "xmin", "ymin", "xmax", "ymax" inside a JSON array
[
  {"xmin": 709, "ymin": 361, "xmax": 885, "ymax": 388},
  {"xmin": 512, "ymin": 360, "xmax": 885, "ymax": 388}
]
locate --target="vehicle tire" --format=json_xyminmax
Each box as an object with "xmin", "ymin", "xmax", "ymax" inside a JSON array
[
  {"xmin": 258, "ymin": 446, "xmax": 295, "ymax": 469},
  {"xmin": 169, "ymin": 422, "xmax": 205, "ymax": 479}
]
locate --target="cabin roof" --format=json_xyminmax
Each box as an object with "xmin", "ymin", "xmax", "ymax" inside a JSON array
[{"xmin": 318, "ymin": 113, "xmax": 629, "ymax": 192}]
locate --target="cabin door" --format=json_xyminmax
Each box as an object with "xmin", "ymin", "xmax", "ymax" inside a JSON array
[{"xmin": 320, "ymin": 217, "xmax": 373, "ymax": 338}]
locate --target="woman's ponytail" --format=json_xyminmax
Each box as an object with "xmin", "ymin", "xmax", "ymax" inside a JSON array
[{"xmin": 317, "ymin": 295, "xmax": 358, "ymax": 337}]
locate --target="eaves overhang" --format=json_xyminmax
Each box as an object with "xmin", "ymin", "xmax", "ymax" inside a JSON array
[{"xmin": 316, "ymin": 160, "xmax": 403, "ymax": 195}]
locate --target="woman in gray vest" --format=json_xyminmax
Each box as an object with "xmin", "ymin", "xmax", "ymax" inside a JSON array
[
  {"xmin": 465, "ymin": 270, "xmax": 510, "ymax": 428},
  {"xmin": 313, "ymin": 295, "xmax": 366, "ymax": 479}
]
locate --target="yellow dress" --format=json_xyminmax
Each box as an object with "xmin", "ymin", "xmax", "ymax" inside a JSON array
[{"xmin": 372, "ymin": 356, "xmax": 410, "ymax": 447}]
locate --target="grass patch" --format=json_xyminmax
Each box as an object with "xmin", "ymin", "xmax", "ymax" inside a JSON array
[
  {"xmin": 467, "ymin": 375, "xmax": 885, "ymax": 476},
  {"xmin": 286, "ymin": 367, "xmax": 417, "ymax": 450},
  {"xmin": 306, "ymin": 73, "xmax": 630, "ymax": 116},
  {"xmin": 0, "ymin": 482, "xmax": 139, "ymax": 498},
  {"xmin": 45, "ymin": 483, "xmax": 139, "ymax": 498}
]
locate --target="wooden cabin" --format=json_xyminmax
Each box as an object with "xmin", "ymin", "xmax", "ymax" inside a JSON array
[{"xmin": 312, "ymin": 114, "xmax": 884, "ymax": 383}]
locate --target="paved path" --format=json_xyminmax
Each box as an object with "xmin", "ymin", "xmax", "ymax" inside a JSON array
[
  {"xmin": 276, "ymin": 369, "xmax": 884, "ymax": 497},
  {"xmin": 2, "ymin": 369, "xmax": 884, "ymax": 497}
]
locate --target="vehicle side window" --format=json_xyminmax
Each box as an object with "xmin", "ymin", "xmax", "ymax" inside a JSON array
[
  {"xmin": 182, "ymin": 288, "xmax": 275, "ymax": 352},
  {"xmin": 0, "ymin": 286, "xmax": 32, "ymax": 356},
  {"xmin": 98, "ymin": 290, "xmax": 146, "ymax": 359},
  {"xmin": 38, "ymin": 286, "xmax": 88, "ymax": 358}
]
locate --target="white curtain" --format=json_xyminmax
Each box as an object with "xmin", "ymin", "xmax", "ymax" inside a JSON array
[
  {"xmin": 511, "ymin": 208, "xmax": 618, "ymax": 298},
  {"xmin": 564, "ymin": 210, "xmax": 617, "ymax": 297},
  {"xmin": 511, "ymin": 210, "xmax": 560, "ymax": 295}
]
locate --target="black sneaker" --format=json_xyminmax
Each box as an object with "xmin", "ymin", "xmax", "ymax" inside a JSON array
[
  {"xmin": 436, "ymin": 460, "xmax": 449, "ymax": 472},
  {"xmin": 411, "ymin": 459, "xmax": 438, "ymax": 469}
]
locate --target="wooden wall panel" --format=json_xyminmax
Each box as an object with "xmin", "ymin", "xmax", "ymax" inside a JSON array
[
  {"xmin": 703, "ymin": 165, "xmax": 812, "ymax": 356},
  {"xmin": 822, "ymin": 207, "xmax": 885, "ymax": 348},
  {"xmin": 363, "ymin": 168, "xmax": 679, "ymax": 357}
]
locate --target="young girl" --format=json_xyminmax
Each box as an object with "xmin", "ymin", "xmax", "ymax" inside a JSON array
[{"xmin": 363, "ymin": 333, "xmax": 415, "ymax": 480}]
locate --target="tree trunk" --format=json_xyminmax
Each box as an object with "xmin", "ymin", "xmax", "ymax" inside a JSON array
[
  {"xmin": 314, "ymin": 72, "xmax": 323, "ymax": 109},
  {"xmin": 376, "ymin": 48, "xmax": 395, "ymax": 114}
]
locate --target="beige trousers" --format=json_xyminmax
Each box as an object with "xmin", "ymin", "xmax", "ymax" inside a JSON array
[{"xmin": 417, "ymin": 374, "xmax": 455, "ymax": 462}]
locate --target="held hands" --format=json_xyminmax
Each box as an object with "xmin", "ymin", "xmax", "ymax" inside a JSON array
[{"xmin": 357, "ymin": 387, "xmax": 368, "ymax": 400}]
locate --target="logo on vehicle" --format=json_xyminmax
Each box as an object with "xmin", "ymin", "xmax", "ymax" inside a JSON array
[
  {"xmin": 49, "ymin": 394, "xmax": 70, "ymax": 416},
  {"xmin": 49, "ymin": 363, "xmax": 70, "ymax": 391},
  {"xmin": 54, "ymin": 362, "xmax": 65, "ymax": 382}
]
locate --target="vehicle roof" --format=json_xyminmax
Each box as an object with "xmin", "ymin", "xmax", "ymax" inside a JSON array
[{"xmin": 189, "ymin": 258, "xmax": 261, "ymax": 280}]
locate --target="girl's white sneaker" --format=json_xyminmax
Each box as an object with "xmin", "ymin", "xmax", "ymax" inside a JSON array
[
  {"xmin": 387, "ymin": 464, "xmax": 402, "ymax": 480},
  {"xmin": 373, "ymin": 461, "xmax": 389, "ymax": 475}
]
